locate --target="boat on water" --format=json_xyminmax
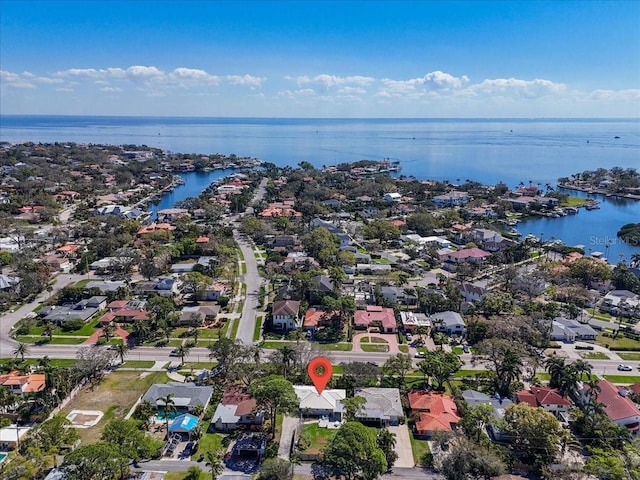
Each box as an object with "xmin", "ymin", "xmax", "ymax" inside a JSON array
[{"xmin": 585, "ymin": 203, "xmax": 600, "ymax": 210}]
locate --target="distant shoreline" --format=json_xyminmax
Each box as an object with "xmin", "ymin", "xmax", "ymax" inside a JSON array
[{"xmin": 558, "ymin": 183, "xmax": 640, "ymax": 201}]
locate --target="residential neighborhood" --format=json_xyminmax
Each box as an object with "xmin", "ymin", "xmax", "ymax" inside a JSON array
[{"xmin": 0, "ymin": 143, "xmax": 640, "ymax": 479}]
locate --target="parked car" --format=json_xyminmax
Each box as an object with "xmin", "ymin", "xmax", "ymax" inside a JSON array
[
  {"xmin": 406, "ymin": 333, "xmax": 413, "ymax": 341},
  {"xmin": 415, "ymin": 352, "xmax": 426, "ymax": 358},
  {"xmin": 618, "ymin": 364, "xmax": 633, "ymax": 371}
]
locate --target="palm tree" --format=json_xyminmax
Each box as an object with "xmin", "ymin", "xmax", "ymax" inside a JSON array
[
  {"xmin": 114, "ymin": 343, "xmax": 129, "ymax": 364},
  {"xmin": 175, "ymin": 344, "xmax": 190, "ymax": 365},
  {"xmin": 278, "ymin": 345, "xmax": 296, "ymax": 379},
  {"xmin": 417, "ymin": 360, "xmax": 431, "ymax": 389},
  {"xmin": 157, "ymin": 393, "xmax": 177, "ymax": 436},
  {"xmin": 102, "ymin": 322, "xmax": 116, "ymax": 341},
  {"xmin": 43, "ymin": 322, "xmax": 56, "ymax": 341},
  {"xmin": 205, "ymin": 450, "xmax": 225, "ymax": 480},
  {"xmin": 545, "ymin": 356, "xmax": 568, "ymax": 389},
  {"xmin": 185, "ymin": 466, "xmax": 203, "ymax": 480},
  {"xmin": 13, "ymin": 342, "xmax": 29, "ymax": 361},
  {"xmin": 571, "ymin": 359, "xmax": 592, "ymax": 381}
]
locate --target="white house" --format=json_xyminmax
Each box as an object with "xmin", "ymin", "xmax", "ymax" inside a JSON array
[
  {"xmin": 432, "ymin": 311, "xmax": 466, "ymax": 335},
  {"xmin": 432, "ymin": 191, "xmax": 469, "ymax": 207},
  {"xmin": 271, "ymin": 300, "xmax": 301, "ymax": 331},
  {"xmin": 550, "ymin": 317, "xmax": 597, "ymax": 342},
  {"xmin": 383, "ymin": 192, "xmax": 402, "ymax": 203},
  {"xmin": 294, "ymin": 386, "xmax": 346, "ymax": 420}
]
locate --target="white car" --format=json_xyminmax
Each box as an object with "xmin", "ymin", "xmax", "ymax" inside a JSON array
[
  {"xmin": 617, "ymin": 364, "xmax": 633, "ymax": 371},
  {"xmin": 414, "ymin": 352, "xmax": 425, "ymax": 358}
]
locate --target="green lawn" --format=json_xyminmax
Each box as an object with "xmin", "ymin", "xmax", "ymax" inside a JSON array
[
  {"xmin": 15, "ymin": 335, "xmax": 86, "ymax": 345},
  {"xmin": 299, "ymin": 422, "xmax": 337, "ymax": 454},
  {"xmin": 580, "ymin": 352, "xmax": 609, "ymax": 360},
  {"xmin": 361, "ymin": 344, "xmax": 389, "ymax": 353},
  {"xmin": 409, "ymin": 430, "xmax": 431, "ymax": 466},
  {"xmin": 237, "ymin": 248, "xmax": 245, "ymax": 261},
  {"xmin": 0, "ymin": 358, "xmax": 76, "ymax": 367},
  {"xmin": 319, "ymin": 342, "xmax": 353, "ymax": 351},
  {"xmin": 191, "ymin": 422, "xmax": 224, "ymax": 459},
  {"xmin": 603, "ymin": 375, "xmax": 640, "ymax": 384},
  {"xmin": 597, "ymin": 334, "xmax": 640, "ymax": 350},
  {"xmin": 562, "ymin": 196, "xmax": 589, "ymax": 207},
  {"xmin": 230, "ymin": 318, "xmax": 240, "ymax": 339},
  {"xmin": 453, "ymin": 369, "xmax": 490, "ymax": 377},
  {"xmin": 165, "ymin": 472, "xmax": 207, "ymax": 480},
  {"xmin": 241, "ymin": 263, "xmax": 247, "ymax": 274},
  {"xmin": 399, "ymin": 345, "xmax": 409, "ymax": 353},
  {"xmin": 253, "ymin": 316, "xmax": 263, "ymax": 342},
  {"xmin": 451, "ymin": 346, "xmax": 464, "ymax": 355},
  {"xmin": 121, "ymin": 360, "xmax": 155, "ymax": 368},
  {"xmin": 54, "ymin": 320, "xmax": 101, "ymax": 337},
  {"xmin": 618, "ymin": 353, "xmax": 640, "ymax": 361}
]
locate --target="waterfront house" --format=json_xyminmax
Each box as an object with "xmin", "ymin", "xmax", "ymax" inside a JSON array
[{"xmin": 432, "ymin": 191, "xmax": 469, "ymax": 207}]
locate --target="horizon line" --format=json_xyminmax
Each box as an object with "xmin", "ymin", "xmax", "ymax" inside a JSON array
[{"xmin": 1, "ymin": 114, "xmax": 639, "ymax": 121}]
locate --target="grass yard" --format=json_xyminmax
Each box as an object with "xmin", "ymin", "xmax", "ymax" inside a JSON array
[
  {"xmin": 191, "ymin": 421, "xmax": 224, "ymax": 459},
  {"xmin": 299, "ymin": 422, "xmax": 337, "ymax": 454},
  {"xmin": 241, "ymin": 263, "xmax": 247, "ymax": 274},
  {"xmin": 603, "ymin": 374, "xmax": 640, "ymax": 384},
  {"xmin": 253, "ymin": 315, "xmax": 263, "ymax": 342},
  {"xmin": 0, "ymin": 358, "xmax": 76, "ymax": 367},
  {"xmin": 562, "ymin": 196, "xmax": 589, "ymax": 207},
  {"xmin": 165, "ymin": 472, "xmax": 207, "ymax": 480},
  {"xmin": 54, "ymin": 320, "xmax": 101, "ymax": 337},
  {"xmin": 409, "ymin": 431, "xmax": 431, "ymax": 466},
  {"xmin": 361, "ymin": 344, "xmax": 389, "ymax": 353},
  {"xmin": 61, "ymin": 370, "xmax": 168, "ymax": 445},
  {"xmin": 121, "ymin": 360, "xmax": 155, "ymax": 368},
  {"xmin": 15, "ymin": 335, "xmax": 86, "ymax": 345},
  {"xmin": 237, "ymin": 248, "xmax": 245, "ymax": 261},
  {"xmin": 580, "ymin": 352, "xmax": 610, "ymax": 360},
  {"xmin": 587, "ymin": 308, "xmax": 612, "ymax": 320},
  {"xmin": 597, "ymin": 334, "xmax": 640, "ymax": 351},
  {"xmin": 399, "ymin": 345, "xmax": 409, "ymax": 353},
  {"xmin": 618, "ymin": 352, "xmax": 640, "ymax": 361},
  {"xmin": 319, "ymin": 343, "xmax": 352, "ymax": 351}
]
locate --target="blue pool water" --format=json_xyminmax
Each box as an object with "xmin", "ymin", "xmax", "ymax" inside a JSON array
[{"xmin": 155, "ymin": 411, "xmax": 179, "ymax": 421}]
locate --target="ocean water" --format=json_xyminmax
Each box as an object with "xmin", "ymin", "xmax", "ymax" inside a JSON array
[
  {"xmin": 1, "ymin": 116, "xmax": 639, "ymax": 186},
  {"xmin": 1, "ymin": 115, "xmax": 638, "ymax": 259}
]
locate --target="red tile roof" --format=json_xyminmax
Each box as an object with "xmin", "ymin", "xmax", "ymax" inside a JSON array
[
  {"xmin": 597, "ymin": 379, "xmax": 640, "ymax": 422},
  {"xmin": 0, "ymin": 371, "xmax": 46, "ymax": 393},
  {"xmin": 354, "ymin": 306, "xmax": 396, "ymax": 330},
  {"xmin": 409, "ymin": 390, "xmax": 460, "ymax": 433},
  {"xmin": 516, "ymin": 387, "xmax": 571, "ymax": 407},
  {"xmin": 303, "ymin": 310, "xmax": 339, "ymax": 328}
]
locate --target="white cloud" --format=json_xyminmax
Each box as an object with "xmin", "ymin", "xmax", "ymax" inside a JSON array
[
  {"xmin": 287, "ymin": 74, "xmax": 374, "ymax": 90},
  {"xmin": 226, "ymin": 74, "xmax": 265, "ymax": 88},
  {"xmin": 337, "ymin": 86, "xmax": 366, "ymax": 95},
  {"xmin": 55, "ymin": 87, "xmax": 74, "ymax": 92},
  {"xmin": 469, "ymin": 77, "xmax": 566, "ymax": 98},
  {"xmin": 99, "ymin": 86, "xmax": 123, "ymax": 93},
  {"xmin": 126, "ymin": 65, "xmax": 164, "ymax": 78},
  {"xmin": 590, "ymin": 89, "xmax": 640, "ymax": 101},
  {"xmin": 1, "ymin": 70, "xmax": 36, "ymax": 89}
]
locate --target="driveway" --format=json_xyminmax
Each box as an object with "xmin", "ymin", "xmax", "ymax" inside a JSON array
[
  {"xmin": 278, "ymin": 415, "xmax": 301, "ymax": 459},
  {"xmin": 352, "ymin": 333, "xmax": 401, "ymax": 354},
  {"xmin": 387, "ymin": 425, "xmax": 414, "ymax": 468}
]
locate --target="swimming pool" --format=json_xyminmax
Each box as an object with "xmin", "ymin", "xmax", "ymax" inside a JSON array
[
  {"xmin": 155, "ymin": 411, "xmax": 179, "ymax": 421},
  {"xmin": 0, "ymin": 452, "xmax": 7, "ymax": 464}
]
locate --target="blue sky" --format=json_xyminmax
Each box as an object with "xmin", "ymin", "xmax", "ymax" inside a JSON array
[{"xmin": 1, "ymin": 0, "xmax": 639, "ymax": 117}]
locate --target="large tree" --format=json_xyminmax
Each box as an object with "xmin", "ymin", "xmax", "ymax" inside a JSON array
[
  {"xmin": 383, "ymin": 353, "xmax": 413, "ymax": 388},
  {"xmin": 101, "ymin": 418, "xmax": 162, "ymax": 461},
  {"xmin": 257, "ymin": 457, "xmax": 294, "ymax": 480},
  {"xmin": 440, "ymin": 437, "xmax": 507, "ymax": 480},
  {"xmin": 60, "ymin": 442, "xmax": 130, "ymax": 480},
  {"xmin": 503, "ymin": 403, "xmax": 564, "ymax": 471},
  {"xmin": 250, "ymin": 375, "xmax": 299, "ymax": 436},
  {"xmin": 418, "ymin": 350, "xmax": 462, "ymax": 390},
  {"xmin": 321, "ymin": 422, "xmax": 387, "ymax": 480}
]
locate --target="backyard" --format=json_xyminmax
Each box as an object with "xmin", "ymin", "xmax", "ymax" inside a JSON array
[{"xmin": 60, "ymin": 370, "xmax": 168, "ymax": 444}]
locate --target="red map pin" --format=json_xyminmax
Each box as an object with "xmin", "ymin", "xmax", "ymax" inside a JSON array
[{"xmin": 308, "ymin": 356, "xmax": 333, "ymax": 395}]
